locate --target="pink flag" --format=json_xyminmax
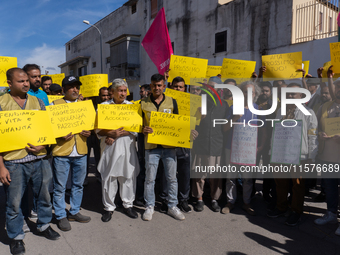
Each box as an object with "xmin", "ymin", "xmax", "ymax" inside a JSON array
[
  {"xmin": 338, "ymin": 12, "xmax": 340, "ymax": 27},
  {"xmin": 141, "ymin": 8, "xmax": 173, "ymax": 75}
]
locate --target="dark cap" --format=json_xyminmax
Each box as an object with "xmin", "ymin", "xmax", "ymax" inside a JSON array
[
  {"xmin": 49, "ymin": 83, "xmax": 62, "ymax": 92},
  {"xmin": 208, "ymin": 76, "xmax": 222, "ymax": 84},
  {"xmin": 62, "ymin": 75, "xmax": 82, "ymax": 87},
  {"xmin": 306, "ymin": 77, "xmax": 320, "ymax": 85}
]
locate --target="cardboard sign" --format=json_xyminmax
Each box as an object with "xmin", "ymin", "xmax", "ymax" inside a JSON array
[
  {"xmin": 270, "ymin": 120, "xmax": 302, "ymax": 165},
  {"xmin": 262, "ymin": 52, "xmax": 302, "ymax": 78},
  {"xmin": 164, "ymin": 88, "xmax": 201, "ymax": 117},
  {"xmin": 148, "ymin": 111, "xmax": 194, "ymax": 148},
  {"xmin": 48, "ymin": 95, "xmax": 64, "ymax": 102},
  {"xmin": 0, "ymin": 56, "xmax": 17, "ymax": 87},
  {"xmin": 303, "ymin": 61, "xmax": 310, "ymax": 76},
  {"xmin": 46, "ymin": 100, "xmax": 96, "ymax": 138},
  {"xmin": 330, "ymin": 42, "xmax": 340, "ymax": 73},
  {"xmin": 0, "ymin": 110, "xmax": 56, "ymax": 153},
  {"xmin": 221, "ymin": 58, "xmax": 256, "ymax": 82},
  {"xmin": 230, "ymin": 125, "xmax": 258, "ymax": 166},
  {"xmin": 42, "ymin": 73, "xmax": 65, "ymax": 86},
  {"xmin": 322, "ymin": 61, "xmax": 340, "ymax": 78},
  {"xmin": 206, "ymin": 65, "xmax": 222, "ymax": 78},
  {"xmin": 97, "ymin": 104, "xmax": 142, "ymax": 133},
  {"xmin": 289, "ymin": 60, "xmax": 310, "ymax": 79},
  {"xmin": 324, "ymin": 117, "xmax": 340, "ymax": 136},
  {"xmin": 168, "ymin": 55, "xmax": 208, "ymax": 85},
  {"xmin": 80, "ymin": 74, "xmax": 108, "ymax": 98}
]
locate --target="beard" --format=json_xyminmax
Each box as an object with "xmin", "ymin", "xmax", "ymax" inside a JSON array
[{"xmin": 257, "ymin": 94, "xmax": 268, "ymax": 102}]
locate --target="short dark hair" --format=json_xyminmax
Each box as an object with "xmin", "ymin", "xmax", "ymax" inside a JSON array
[
  {"xmin": 273, "ymin": 80, "xmax": 285, "ymax": 87},
  {"xmin": 108, "ymin": 84, "xmax": 114, "ymax": 91},
  {"xmin": 6, "ymin": 68, "xmax": 26, "ymax": 82},
  {"xmin": 22, "ymin": 64, "xmax": 41, "ymax": 73},
  {"xmin": 259, "ymin": 81, "xmax": 272, "ymax": 91},
  {"xmin": 151, "ymin": 74, "xmax": 165, "ymax": 82},
  {"xmin": 287, "ymin": 82, "xmax": 301, "ymax": 88},
  {"xmin": 99, "ymin": 86, "xmax": 108, "ymax": 95},
  {"xmin": 171, "ymin": 76, "xmax": 185, "ymax": 85},
  {"xmin": 140, "ymin": 84, "xmax": 151, "ymax": 91},
  {"xmin": 41, "ymin": 76, "xmax": 52, "ymax": 84},
  {"xmin": 223, "ymin": 79, "xmax": 237, "ymax": 85}
]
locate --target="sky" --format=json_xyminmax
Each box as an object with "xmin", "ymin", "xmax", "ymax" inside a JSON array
[{"xmin": 0, "ymin": 0, "xmax": 126, "ymax": 75}]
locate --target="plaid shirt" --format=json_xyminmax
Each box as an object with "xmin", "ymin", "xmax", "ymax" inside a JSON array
[{"xmin": 0, "ymin": 94, "xmax": 47, "ymax": 163}]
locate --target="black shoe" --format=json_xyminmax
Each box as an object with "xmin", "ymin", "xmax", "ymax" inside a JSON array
[
  {"xmin": 101, "ymin": 211, "xmax": 113, "ymax": 222},
  {"xmin": 160, "ymin": 201, "xmax": 168, "ymax": 213},
  {"xmin": 134, "ymin": 200, "xmax": 145, "ymax": 207},
  {"xmin": 57, "ymin": 217, "xmax": 71, "ymax": 231},
  {"xmin": 211, "ymin": 201, "xmax": 220, "ymax": 212},
  {"xmin": 124, "ymin": 207, "xmax": 138, "ymax": 219},
  {"xmin": 68, "ymin": 212, "xmax": 91, "ymax": 223},
  {"xmin": 285, "ymin": 212, "xmax": 301, "ymax": 226},
  {"xmin": 179, "ymin": 200, "xmax": 192, "ymax": 213},
  {"xmin": 195, "ymin": 200, "xmax": 204, "ymax": 212},
  {"xmin": 267, "ymin": 208, "xmax": 287, "ymax": 218},
  {"xmin": 40, "ymin": 226, "xmax": 60, "ymax": 241},
  {"xmin": 10, "ymin": 240, "xmax": 25, "ymax": 255}
]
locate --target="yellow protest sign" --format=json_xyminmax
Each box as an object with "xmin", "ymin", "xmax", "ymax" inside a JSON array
[
  {"xmin": 41, "ymin": 73, "xmax": 65, "ymax": 86},
  {"xmin": 206, "ymin": 66, "xmax": 222, "ymax": 78},
  {"xmin": 221, "ymin": 58, "xmax": 256, "ymax": 82},
  {"xmin": 79, "ymin": 74, "xmax": 108, "ymax": 98},
  {"xmin": 323, "ymin": 61, "xmax": 340, "ymax": 78},
  {"xmin": 225, "ymin": 100, "xmax": 233, "ymax": 107},
  {"xmin": 262, "ymin": 52, "xmax": 302, "ymax": 78},
  {"xmin": 46, "ymin": 100, "xmax": 96, "ymax": 138},
  {"xmin": 330, "ymin": 42, "xmax": 340, "ymax": 73},
  {"xmin": 303, "ymin": 61, "xmax": 310, "ymax": 76},
  {"xmin": 48, "ymin": 95, "xmax": 63, "ymax": 102},
  {"xmin": 108, "ymin": 81, "xmax": 130, "ymax": 96},
  {"xmin": 97, "ymin": 103, "xmax": 142, "ymax": 132},
  {"xmin": 325, "ymin": 117, "xmax": 340, "ymax": 136},
  {"xmin": 148, "ymin": 111, "xmax": 195, "ymax": 148},
  {"xmin": 133, "ymin": 100, "xmax": 141, "ymax": 104},
  {"xmin": 168, "ymin": 55, "xmax": 208, "ymax": 85},
  {"xmin": 0, "ymin": 110, "xmax": 56, "ymax": 153},
  {"xmin": 164, "ymin": 88, "xmax": 201, "ymax": 117},
  {"xmin": 0, "ymin": 57, "xmax": 17, "ymax": 87}
]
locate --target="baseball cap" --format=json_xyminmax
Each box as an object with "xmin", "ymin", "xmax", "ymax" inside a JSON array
[{"xmin": 62, "ymin": 75, "xmax": 82, "ymax": 87}]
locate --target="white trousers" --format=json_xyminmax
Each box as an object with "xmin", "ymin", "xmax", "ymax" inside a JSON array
[{"xmin": 102, "ymin": 175, "xmax": 136, "ymax": 211}]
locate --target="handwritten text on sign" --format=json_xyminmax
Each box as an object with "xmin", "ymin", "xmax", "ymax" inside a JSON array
[
  {"xmin": 80, "ymin": 74, "xmax": 108, "ymax": 98},
  {"xmin": 42, "ymin": 73, "xmax": 65, "ymax": 86},
  {"xmin": 221, "ymin": 58, "xmax": 256, "ymax": 82},
  {"xmin": 148, "ymin": 112, "xmax": 194, "ymax": 148},
  {"xmin": 46, "ymin": 100, "xmax": 96, "ymax": 138},
  {"xmin": 230, "ymin": 125, "xmax": 258, "ymax": 166},
  {"xmin": 164, "ymin": 88, "xmax": 201, "ymax": 117},
  {"xmin": 168, "ymin": 55, "xmax": 208, "ymax": 85},
  {"xmin": 270, "ymin": 120, "xmax": 302, "ymax": 165},
  {"xmin": 0, "ymin": 56, "xmax": 17, "ymax": 87},
  {"xmin": 206, "ymin": 65, "xmax": 222, "ymax": 77},
  {"xmin": 330, "ymin": 42, "xmax": 340, "ymax": 73},
  {"xmin": 0, "ymin": 110, "xmax": 56, "ymax": 153},
  {"xmin": 262, "ymin": 52, "xmax": 302, "ymax": 78},
  {"xmin": 48, "ymin": 95, "xmax": 64, "ymax": 102},
  {"xmin": 324, "ymin": 117, "xmax": 340, "ymax": 136},
  {"xmin": 97, "ymin": 104, "xmax": 142, "ymax": 133}
]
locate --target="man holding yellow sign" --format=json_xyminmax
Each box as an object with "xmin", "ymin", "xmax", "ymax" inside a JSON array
[
  {"xmin": 96, "ymin": 79, "xmax": 140, "ymax": 222},
  {"xmin": 0, "ymin": 68, "xmax": 60, "ymax": 255},
  {"xmin": 50, "ymin": 75, "xmax": 92, "ymax": 232}
]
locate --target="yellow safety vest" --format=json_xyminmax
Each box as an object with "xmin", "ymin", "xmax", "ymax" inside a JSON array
[
  {"xmin": 51, "ymin": 99, "xmax": 88, "ymax": 156},
  {"xmin": 141, "ymin": 95, "xmax": 175, "ymax": 150},
  {"xmin": 0, "ymin": 93, "xmax": 47, "ymax": 160}
]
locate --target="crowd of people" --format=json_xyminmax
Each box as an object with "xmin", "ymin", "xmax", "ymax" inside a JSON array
[{"xmin": 0, "ymin": 63, "xmax": 339, "ymax": 255}]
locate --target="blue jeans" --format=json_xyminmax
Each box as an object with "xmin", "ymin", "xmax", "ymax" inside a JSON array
[
  {"xmin": 144, "ymin": 148, "xmax": 178, "ymax": 208},
  {"xmin": 52, "ymin": 156, "xmax": 87, "ymax": 220},
  {"xmin": 4, "ymin": 159, "xmax": 52, "ymax": 240}
]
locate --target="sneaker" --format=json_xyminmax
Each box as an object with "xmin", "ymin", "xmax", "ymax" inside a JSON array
[
  {"xmin": 242, "ymin": 203, "xmax": 256, "ymax": 216},
  {"xmin": 194, "ymin": 200, "xmax": 204, "ymax": 212},
  {"xmin": 267, "ymin": 208, "xmax": 287, "ymax": 218},
  {"xmin": 68, "ymin": 212, "xmax": 91, "ymax": 223},
  {"xmin": 58, "ymin": 217, "xmax": 71, "ymax": 231},
  {"xmin": 221, "ymin": 203, "xmax": 234, "ymax": 214},
  {"xmin": 168, "ymin": 206, "xmax": 185, "ymax": 220},
  {"xmin": 30, "ymin": 210, "xmax": 38, "ymax": 219},
  {"xmin": 22, "ymin": 220, "xmax": 30, "ymax": 233},
  {"xmin": 335, "ymin": 225, "xmax": 340, "ymax": 236},
  {"xmin": 314, "ymin": 211, "xmax": 338, "ymax": 225},
  {"xmin": 160, "ymin": 201, "xmax": 168, "ymax": 213},
  {"xmin": 142, "ymin": 206, "xmax": 154, "ymax": 221},
  {"xmin": 211, "ymin": 200, "xmax": 220, "ymax": 212},
  {"xmin": 10, "ymin": 240, "xmax": 25, "ymax": 255},
  {"xmin": 179, "ymin": 200, "xmax": 192, "ymax": 213},
  {"xmin": 285, "ymin": 212, "xmax": 301, "ymax": 226}
]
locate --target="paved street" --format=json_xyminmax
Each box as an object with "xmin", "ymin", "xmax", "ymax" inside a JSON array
[{"xmin": 0, "ymin": 157, "xmax": 339, "ymax": 255}]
